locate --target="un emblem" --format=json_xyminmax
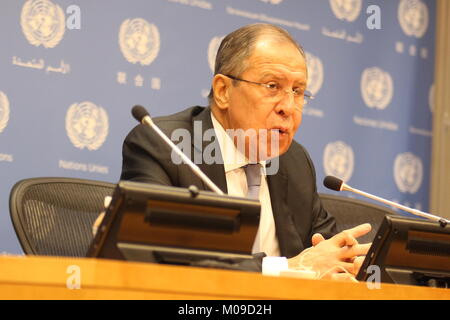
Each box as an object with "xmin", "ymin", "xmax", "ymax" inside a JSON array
[
  {"xmin": 361, "ymin": 67, "xmax": 394, "ymax": 110},
  {"xmin": 207, "ymin": 36, "xmax": 224, "ymax": 73},
  {"xmin": 119, "ymin": 18, "xmax": 160, "ymax": 66},
  {"xmin": 20, "ymin": 0, "xmax": 65, "ymax": 48},
  {"xmin": 66, "ymin": 102, "xmax": 109, "ymax": 151},
  {"xmin": 394, "ymin": 152, "xmax": 423, "ymax": 194},
  {"xmin": 329, "ymin": 0, "xmax": 362, "ymax": 22},
  {"xmin": 323, "ymin": 141, "xmax": 354, "ymax": 182},
  {"xmin": 0, "ymin": 91, "xmax": 10, "ymax": 134},
  {"xmin": 398, "ymin": 0, "xmax": 429, "ymax": 38},
  {"xmin": 305, "ymin": 52, "xmax": 324, "ymax": 96}
]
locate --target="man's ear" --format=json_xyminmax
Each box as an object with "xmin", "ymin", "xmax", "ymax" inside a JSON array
[{"xmin": 212, "ymin": 74, "xmax": 231, "ymax": 110}]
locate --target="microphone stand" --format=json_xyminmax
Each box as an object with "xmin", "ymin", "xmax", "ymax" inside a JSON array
[
  {"xmin": 339, "ymin": 182, "xmax": 449, "ymax": 228},
  {"xmin": 139, "ymin": 111, "xmax": 224, "ymax": 196}
]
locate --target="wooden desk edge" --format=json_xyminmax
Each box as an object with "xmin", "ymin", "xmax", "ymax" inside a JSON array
[{"xmin": 0, "ymin": 255, "xmax": 449, "ymax": 300}]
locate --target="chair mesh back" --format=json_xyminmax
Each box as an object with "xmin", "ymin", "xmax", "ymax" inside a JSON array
[
  {"xmin": 319, "ymin": 193, "xmax": 396, "ymax": 244},
  {"xmin": 10, "ymin": 178, "xmax": 115, "ymax": 257}
]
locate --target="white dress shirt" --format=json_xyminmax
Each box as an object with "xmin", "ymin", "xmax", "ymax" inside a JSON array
[{"xmin": 211, "ymin": 113, "xmax": 281, "ymax": 256}]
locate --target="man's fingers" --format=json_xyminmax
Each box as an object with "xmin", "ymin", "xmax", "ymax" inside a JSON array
[
  {"xmin": 339, "ymin": 262, "xmax": 356, "ymax": 274},
  {"xmin": 340, "ymin": 243, "xmax": 372, "ymax": 259},
  {"xmin": 352, "ymin": 256, "xmax": 366, "ymax": 274},
  {"xmin": 333, "ymin": 230, "xmax": 358, "ymax": 247},
  {"xmin": 347, "ymin": 223, "xmax": 372, "ymax": 238},
  {"xmin": 330, "ymin": 273, "xmax": 358, "ymax": 282},
  {"xmin": 312, "ymin": 233, "xmax": 326, "ymax": 246},
  {"xmin": 321, "ymin": 262, "xmax": 356, "ymax": 278},
  {"xmin": 333, "ymin": 223, "xmax": 372, "ymax": 246}
]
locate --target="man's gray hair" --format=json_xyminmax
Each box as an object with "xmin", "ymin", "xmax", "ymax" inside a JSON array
[{"xmin": 208, "ymin": 23, "xmax": 306, "ymax": 104}]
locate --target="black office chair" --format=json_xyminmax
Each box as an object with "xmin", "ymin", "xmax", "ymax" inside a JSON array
[
  {"xmin": 9, "ymin": 177, "xmax": 115, "ymax": 257},
  {"xmin": 319, "ymin": 193, "xmax": 397, "ymax": 244}
]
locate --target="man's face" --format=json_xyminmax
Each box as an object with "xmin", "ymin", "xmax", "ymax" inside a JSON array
[{"xmin": 223, "ymin": 38, "xmax": 307, "ymax": 160}]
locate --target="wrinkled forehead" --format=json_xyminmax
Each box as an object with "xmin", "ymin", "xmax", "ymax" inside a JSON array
[{"xmin": 244, "ymin": 38, "xmax": 307, "ymax": 78}]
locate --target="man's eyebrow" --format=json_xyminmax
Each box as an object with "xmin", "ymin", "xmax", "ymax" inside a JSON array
[
  {"xmin": 295, "ymin": 81, "xmax": 307, "ymax": 87},
  {"xmin": 259, "ymin": 72, "xmax": 307, "ymax": 84}
]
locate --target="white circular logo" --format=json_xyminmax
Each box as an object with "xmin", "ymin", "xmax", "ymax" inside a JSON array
[
  {"xmin": 119, "ymin": 18, "xmax": 160, "ymax": 66},
  {"xmin": 207, "ymin": 36, "xmax": 224, "ymax": 73},
  {"xmin": 394, "ymin": 152, "xmax": 423, "ymax": 194},
  {"xmin": 361, "ymin": 67, "xmax": 394, "ymax": 110},
  {"xmin": 20, "ymin": 0, "xmax": 65, "ymax": 48},
  {"xmin": 66, "ymin": 101, "xmax": 109, "ymax": 151},
  {"xmin": 305, "ymin": 51, "xmax": 324, "ymax": 96},
  {"xmin": 398, "ymin": 0, "xmax": 429, "ymax": 38},
  {"xmin": 0, "ymin": 91, "xmax": 10, "ymax": 133},
  {"xmin": 323, "ymin": 141, "xmax": 354, "ymax": 182},
  {"xmin": 428, "ymin": 83, "xmax": 435, "ymax": 113},
  {"xmin": 329, "ymin": 0, "xmax": 362, "ymax": 22}
]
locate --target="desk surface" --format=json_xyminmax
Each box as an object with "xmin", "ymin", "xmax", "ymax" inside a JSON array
[{"xmin": 0, "ymin": 255, "xmax": 449, "ymax": 300}]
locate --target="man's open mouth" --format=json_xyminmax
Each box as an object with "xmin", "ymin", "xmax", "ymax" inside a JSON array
[{"xmin": 271, "ymin": 127, "xmax": 288, "ymax": 135}]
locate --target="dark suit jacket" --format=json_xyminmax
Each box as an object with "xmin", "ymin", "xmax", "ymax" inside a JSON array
[{"xmin": 121, "ymin": 106, "xmax": 337, "ymax": 258}]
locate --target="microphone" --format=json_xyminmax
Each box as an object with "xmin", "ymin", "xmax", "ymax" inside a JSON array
[
  {"xmin": 132, "ymin": 105, "xmax": 150, "ymax": 123},
  {"xmin": 323, "ymin": 175, "xmax": 449, "ymax": 227},
  {"xmin": 131, "ymin": 105, "xmax": 224, "ymax": 195}
]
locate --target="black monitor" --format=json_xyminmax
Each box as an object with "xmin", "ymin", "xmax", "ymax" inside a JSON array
[
  {"xmin": 87, "ymin": 181, "xmax": 261, "ymax": 266},
  {"xmin": 357, "ymin": 215, "xmax": 450, "ymax": 288}
]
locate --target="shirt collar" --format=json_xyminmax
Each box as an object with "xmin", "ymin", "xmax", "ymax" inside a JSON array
[{"xmin": 211, "ymin": 111, "xmax": 266, "ymax": 174}]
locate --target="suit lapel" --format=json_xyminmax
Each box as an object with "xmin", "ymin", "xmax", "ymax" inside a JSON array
[
  {"xmin": 191, "ymin": 107, "xmax": 228, "ymax": 194},
  {"xmin": 267, "ymin": 156, "xmax": 305, "ymax": 257}
]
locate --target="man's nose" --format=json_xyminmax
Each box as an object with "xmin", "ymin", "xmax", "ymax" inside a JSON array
[{"xmin": 275, "ymin": 90, "xmax": 297, "ymax": 117}]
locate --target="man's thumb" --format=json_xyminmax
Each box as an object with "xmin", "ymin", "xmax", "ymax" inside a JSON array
[{"xmin": 312, "ymin": 233, "xmax": 325, "ymax": 246}]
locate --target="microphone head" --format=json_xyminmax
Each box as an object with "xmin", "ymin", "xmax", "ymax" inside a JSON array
[
  {"xmin": 132, "ymin": 105, "xmax": 150, "ymax": 123},
  {"xmin": 323, "ymin": 175, "xmax": 343, "ymax": 191}
]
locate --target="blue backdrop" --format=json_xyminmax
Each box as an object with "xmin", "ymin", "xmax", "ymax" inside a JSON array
[{"xmin": 0, "ymin": 0, "xmax": 435, "ymax": 254}]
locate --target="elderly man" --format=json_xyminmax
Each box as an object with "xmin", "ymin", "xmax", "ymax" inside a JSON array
[{"xmin": 120, "ymin": 23, "xmax": 371, "ymax": 279}]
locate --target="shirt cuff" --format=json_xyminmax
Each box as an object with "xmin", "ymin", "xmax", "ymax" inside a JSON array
[{"xmin": 262, "ymin": 256, "xmax": 288, "ymax": 276}]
